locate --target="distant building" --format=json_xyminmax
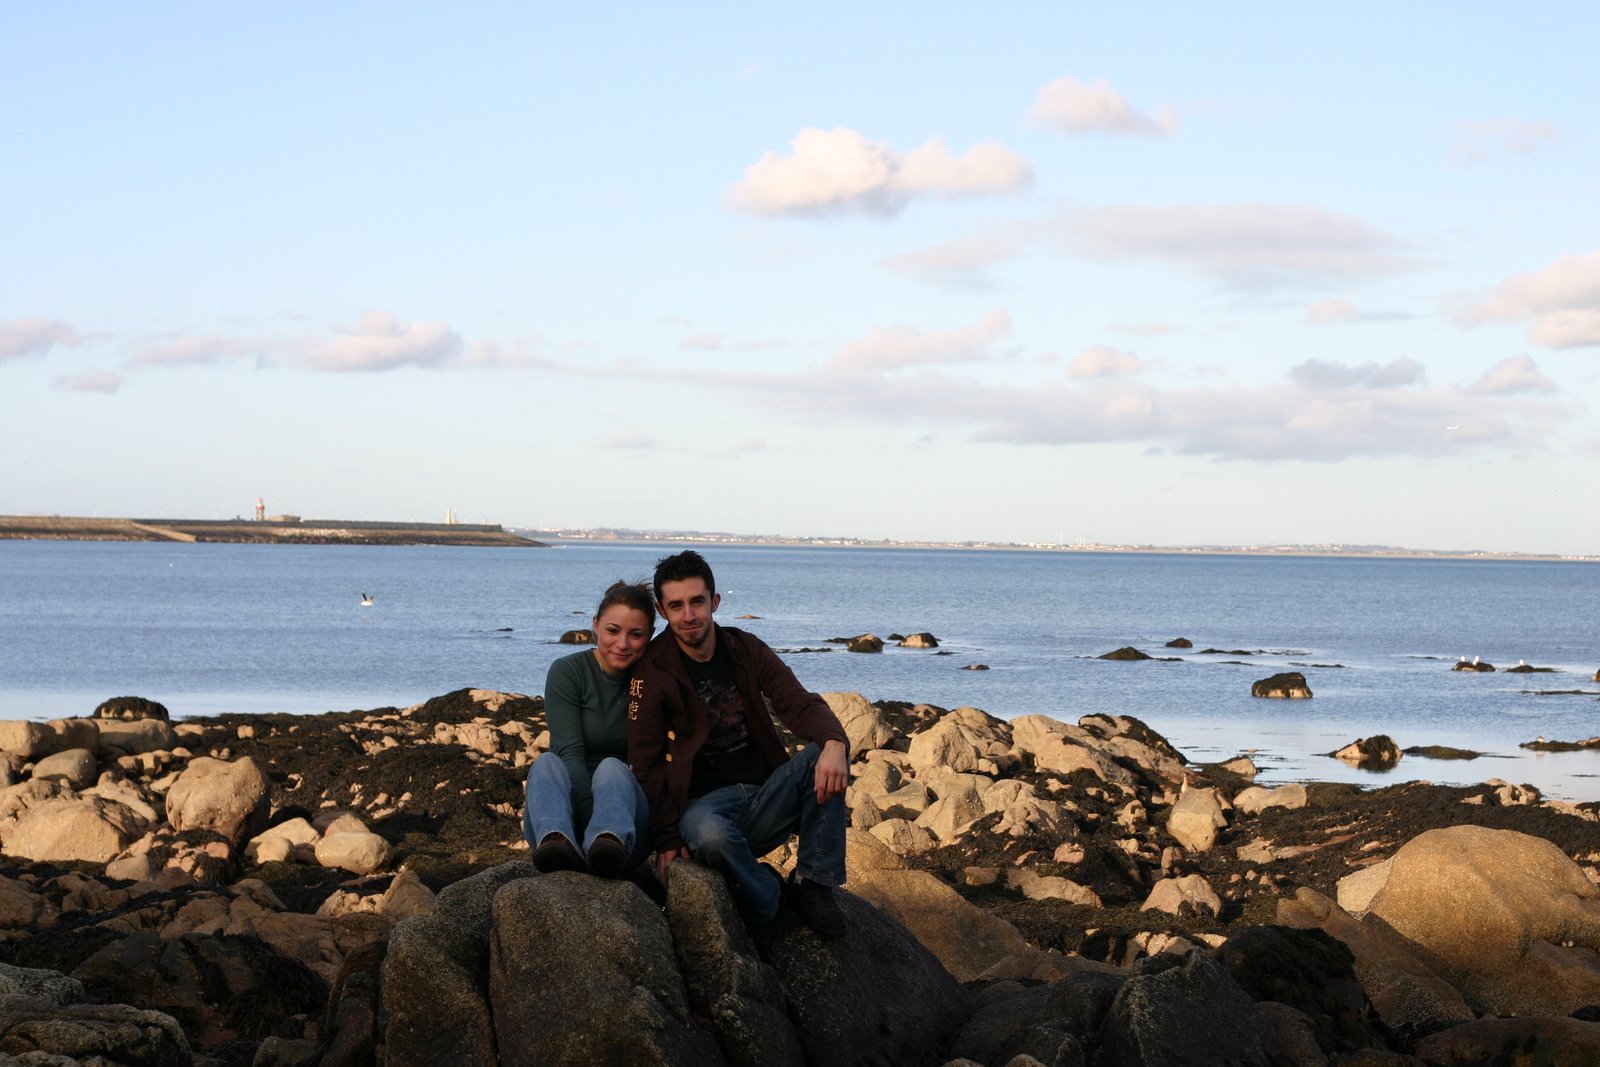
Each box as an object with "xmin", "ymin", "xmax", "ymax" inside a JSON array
[{"xmin": 269, "ymin": 514, "xmax": 302, "ymax": 523}]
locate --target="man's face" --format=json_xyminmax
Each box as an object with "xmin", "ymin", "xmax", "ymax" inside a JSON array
[{"xmin": 657, "ymin": 576, "xmax": 720, "ymax": 653}]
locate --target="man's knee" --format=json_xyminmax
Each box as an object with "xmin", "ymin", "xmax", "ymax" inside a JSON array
[{"xmin": 681, "ymin": 811, "xmax": 737, "ymax": 859}]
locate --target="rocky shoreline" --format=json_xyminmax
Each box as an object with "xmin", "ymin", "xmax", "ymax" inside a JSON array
[{"xmin": 2, "ymin": 690, "xmax": 1599, "ymax": 1064}]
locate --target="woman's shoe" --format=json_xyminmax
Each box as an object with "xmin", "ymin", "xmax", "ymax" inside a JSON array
[
  {"xmin": 532, "ymin": 833, "xmax": 584, "ymax": 873},
  {"xmin": 586, "ymin": 833, "xmax": 629, "ymax": 878}
]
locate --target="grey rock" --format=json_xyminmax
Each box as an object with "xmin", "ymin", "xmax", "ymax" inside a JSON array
[
  {"xmin": 952, "ymin": 971, "xmax": 1126, "ymax": 1067},
  {"xmin": 93, "ymin": 695, "xmax": 171, "ymax": 721},
  {"xmin": 29, "ymin": 748, "xmax": 95, "ymax": 790},
  {"xmin": 759, "ymin": 890, "xmax": 973, "ymax": 1067},
  {"xmin": 382, "ymin": 915, "xmax": 497, "ymax": 1067},
  {"xmin": 1251, "ymin": 672, "xmax": 1312, "ymax": 699},
  {"xmin": 1094, "ymin": 952, "xmax": 1295, "ymax": 1066},
  {"xmin": 431, "ymin": 860, "xmax": 537, "ymax": 946},
  {"xmin": 489, "ymin": 872, "xmax": 722, "ymax": 1067},
  {"xmin": 664, "ymin": 861, "xmax": 804, "ymax": 1067},
  {"xmin": 0, "ymin": 964, "xmax": 84, "ymax": 1007},
  {"xmin": 0, "ymin": 999, "xmax": 191, "ymax": 1066}
]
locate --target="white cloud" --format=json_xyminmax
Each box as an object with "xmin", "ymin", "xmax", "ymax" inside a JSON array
[
  {"xmin": 831, "ymin": 308, "xmax": 1011, "ymax": 371},
  {"xmin": 595, "ymin": 432, "xmax": 656, "ymax": 450},
  {"xmin": 679, "ymin": 333, "xmax": 723, "ymax": 351},
  {"xmin": 1305, "ymin": 298, "xmax": 1360, "ymax": 325},
  {"xmin": 304, "ymin": 312, "xmax": 462, "ymax": 372},
  {"xmin": 1289, "ymin": 358, "xmax": 1426, "ymax": 390},
  {"xmin": 134, "ymin": 335, "xmax": 270, "ymax": 366},
  {"xmin": 1059, "ymin": 204, "xmax": 1420, "ymax": 290},
  {"xmin": 1450, "ymin": 118, "xmax": 1558, "ymax": 167},
  {"xmin": 1030, "ymin": 76, "xmax": 1176, "ymax": 136},
  {"xmin": 732, "ymin": 127, "xmax": 1031, "ymax": 218},
  {"xmin": 0, "ymin": 317, "xmax": 79, "ymax": 361},
  {"xmin": 52, "ymin": 370, "xmax": 122, "ymax": 394},
  {"xmin": 1111, "ymin": 321, "xmax": 1180, "ymax": 337},
  {"xmin": 1463, "ymin": 354, "xmax": 1556, "ymax": 396},
  {"xmin": 1068, "ymin": 345, "xmax": 1145, "ymax": 379},
  {"xmin": 878, "ymin": 236, "xmax": 1022, "ymax": 289},
  {"xmin": 1460, "ymin": 251, "xmax": 1600, "ymax": 348}
]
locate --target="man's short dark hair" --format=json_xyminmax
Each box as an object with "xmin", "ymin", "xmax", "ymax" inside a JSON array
[{"xmin": 653, "ymin": 550, "xmax": 716, "ymax": 603}]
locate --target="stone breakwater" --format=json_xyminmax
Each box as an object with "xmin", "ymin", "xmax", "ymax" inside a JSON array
[{"xmin": 1, "ymin": 690, "xmax": 1599, "ymax": 1064}]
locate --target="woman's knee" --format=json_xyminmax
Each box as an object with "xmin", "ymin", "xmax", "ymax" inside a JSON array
[{"xmin": 591, "ymin": 756, "xmax": 631, "ymax": 790}]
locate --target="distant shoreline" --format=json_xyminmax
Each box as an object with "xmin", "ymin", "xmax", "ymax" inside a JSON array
[
  {"xmin": 526, "ymin": 530, "xmax": 1598, "ymax": 564},
  {"xmin": 0, "ymin": 515, "xmax": 542, "ymax": 548}
]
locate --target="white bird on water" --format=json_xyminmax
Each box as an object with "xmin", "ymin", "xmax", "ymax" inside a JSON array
[
  {"xmin": 360, "ymin": 593, "xmax": 374, "ymax": 606},
  {"xmin": 1473, "ymin": 655, "xmax": 1481, "ymax": 665}
]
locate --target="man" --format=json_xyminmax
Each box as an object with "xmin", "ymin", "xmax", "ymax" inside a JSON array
[{"xmin": 627, "ymin": 550, "xmax": 850, "ymax": 938}]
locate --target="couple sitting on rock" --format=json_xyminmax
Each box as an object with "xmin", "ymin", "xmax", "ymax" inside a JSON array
[{"xmin": 522, "ymin": 550, "xmax": 850, "ymax": 938}]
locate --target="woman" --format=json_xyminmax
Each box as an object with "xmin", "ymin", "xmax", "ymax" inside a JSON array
[{"xmin": 523, "ymin": 580, "xmax": 655, "ymax": 877}]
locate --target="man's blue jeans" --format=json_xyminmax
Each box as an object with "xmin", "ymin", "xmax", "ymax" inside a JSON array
[
  {"xmin": 523, "ymin": 752, "xmax": 652, "ymax": 868},
  {"xmin": 677, "ymin": 743, "xmax": 847, "ymax": 923}
]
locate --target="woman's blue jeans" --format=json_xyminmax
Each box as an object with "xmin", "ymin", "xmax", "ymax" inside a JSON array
[
  {"xmin": 677, "ymin": 743, "xmax": 847, "ymax": 923},
  {"xmin": 523, "ymin": 752, "xmax": 651, "ymax": 868}
]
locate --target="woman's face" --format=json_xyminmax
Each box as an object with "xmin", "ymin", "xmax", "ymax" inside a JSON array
[{"xmin": 593, "ymin": 604, "xmax": 654, "ymax": 675}]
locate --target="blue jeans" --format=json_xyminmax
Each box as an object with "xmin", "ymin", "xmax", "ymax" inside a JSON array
[
  {"xmin": 677, "ymin": 743, "xmax": 847, "ymax": 923},
  {"xmin": 523, "ymin": 752, "xmax": 652, "ymax": 868}
]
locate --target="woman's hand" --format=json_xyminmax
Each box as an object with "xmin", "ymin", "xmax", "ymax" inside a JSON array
[{"xmin": 814, "ymin": 739, "xmax": 849, "ymax": 804}]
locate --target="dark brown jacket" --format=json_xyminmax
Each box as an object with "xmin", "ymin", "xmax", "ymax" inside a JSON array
[{"xmin": 627, "ymin": 625, "xmax": 848, "ymax": 853}]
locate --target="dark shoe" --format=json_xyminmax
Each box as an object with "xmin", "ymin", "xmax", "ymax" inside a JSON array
[
  {"xmin": 532, "ymin": 833, "xmax": 584, "ymax": 873},
  {"xmin": 586, "ymin": 834, "xmax": 628, "ymax": 878},
  {"xmin": 785, "ymin": 876, "xmax": 846, "ymax": 940}
]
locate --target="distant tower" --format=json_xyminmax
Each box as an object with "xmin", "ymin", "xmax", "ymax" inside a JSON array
[
  {"xmin": 445, "ymin": 507, "xmax": 458, "ymax": 525},
  {"xmin": 255, "ymin": 497, "xmax": 266, "ymax": 521}
]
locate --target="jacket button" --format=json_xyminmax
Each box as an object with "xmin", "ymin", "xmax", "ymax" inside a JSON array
[
  {"xmin": 665, "ymin": 753, "xmax": 673, "ymax": 762},
  {"xmin": 667, "ymin": 730, "xmax": 676, "ymax": 741}
]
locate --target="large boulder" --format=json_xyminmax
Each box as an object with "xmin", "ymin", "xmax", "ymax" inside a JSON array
[
  {"xmin": 664, "ymin": 861, "xmax": 805, "ymax": 1067},
  {"xmin": 383, "ymin": 914, "xmax": 498, "ymax": 1067},
  {"xmin": 845, "ymin": 633, "xmax": 883, "ymax": 654},
  {"xmin": 1095, "ymin": 951, "xmax": 1302, "ymax": 1065},
  {"xmin": 95, "ymin": 717, "xmax": 177, "ymax": 755},
  {"xmin": 488, "ymin": 873, "xmax": 722, "ymax": 1066},
  {"xmin": 165, "ymin": 756, "xmax": 270, "ymax": 845},
  {"xmin": 0, "ymin": 722, "xmax": 53, "ymax": 760},
  {"xmin": 1215, "ymin": 924, "xmax": 1383, "ymax": 1056},
  {"xmin": 0, "ymin": 1000, "xmax": 191, "ymax": 1066},
  {"xmin": 1333, "ymin": 736, "xmax": 1400, "ymax": 769},
  {"xmin": 756, "ymin": 889, "xmax": 973, "ymax": 1066},
  {"xmin": 949, "ymin": 971, "xmax": 1126, "ymax": 1066},
  {"xmin": 822, "ymin": 692, "xmax": 897, "ymax": 754},
  {"xmin": 94, "ymin": 695, "xmax": 170, "ymax": 721},
  {"xmin": 1099, "ymin": 645, "xmax": 1152, "ymax": 661},
  {"xmin": 1367, "ymin": 824, "xmax": 1600, "ymax": 1016},
  {"xmin": 1415, "ymin": 1016, "xmax": 1600, "ymax": 1064},
  {"xmin": 906, "ymin": 709, "xmax": 1010, "ymax": 777},
  {"xmin": 315, "ymin": 830, "xmax": 393, "ymax": 875},
  {"xmin": 1277, "ymin": 888, "xmax": 1475, "ymax": 1034},
  {"xmin": 897, "ymin": 632, "xmax": 938, "ymax": 649},
  {"xmin": 1233, "ymin": 783, "xmax": 1308, "ymax": 815},
  {"xmin": 1010, "ymin": 716, "xmax": 1135, "ymax": 789},
  {"xmin": 29, "ymin": 747, "xmax": 96, "ymax": 789},
  {"xmin": 0, "ymin": 796, "xmax": 145, "ymax": 863}
]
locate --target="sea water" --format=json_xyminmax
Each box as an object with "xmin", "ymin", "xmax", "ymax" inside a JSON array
[{"xmin": 2, "ymin": 539, "xmax": 1597, "ymax": 798}]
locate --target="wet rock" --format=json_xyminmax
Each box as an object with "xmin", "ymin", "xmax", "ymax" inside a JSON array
[
  {"xmin": 94, "ymin": 695, "xmax": 171, "ymax": 721},
  {"xmin": 961, "ymin": 664, "xmax": 989, "ymax": 671},
  {"xmin": 1450, "ymin": 658, "xmax": 1494, "ymax": 672},
  {"xmin": 1219, "ymin": 755, "xmax": 1258, "ymax": 778},
  {"xmin": 0, "ymin": 962, "xmax": 85, "ymax": 1006},
  {"xmin": 846, "ymin": 633, "xmax": 883, "ymax": 654},
  {"xmin": 950, "ymin": 971, "xmax": 1126, "ymax": 1067},
  {"xmin": 1367, "ymin": 824, "xmax": 1600, "ymax": 1016},
  {"xmin": 1216, "ymin": 924, "xmax": 1381, "ymax": 1055},
  {"xmin": 1333, "ymin": 736, "xmax": 1401, "ymax": 769},
  {"xmin": 1233, "ymin": 783, "xmax": 1308, "ymax": 815},
  {"xmin": 382, "ymin": 912, "xmax": 497, "ymax": 1067},
  {"xmin": 1165, "ymin": 638, "xmax": 1193, "ymax": 648},
  {"xmin": 1251, "ymin": 672, "xmax": 1312, "ymax": 699},
  {"xmin": 897, "ymin": 632, "xmax": 939, "ymax": 649},
  {"xmin": 558, "ymin": 629, "xmax": 594, "ymax": 644},
  {"xmin": 1099, "ymin": 646, "xmax": 1152, "ymax": 661},
  {"xmin": 1415, "ymin": 1016, "xmax": 1600, "ymax": 1065}
]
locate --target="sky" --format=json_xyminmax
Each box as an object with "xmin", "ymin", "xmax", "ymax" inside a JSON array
[{"xmin": 3, "ymin": 5, "xmax": 1597, "ymax": 554}]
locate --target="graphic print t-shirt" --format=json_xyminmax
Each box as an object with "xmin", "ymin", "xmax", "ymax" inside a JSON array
[{"xmin": 686, "ymin": 641, "xmax": 769, "ymax": 795}]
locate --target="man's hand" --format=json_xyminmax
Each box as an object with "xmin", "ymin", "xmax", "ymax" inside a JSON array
[
  {"xmin": 656, "ymin": 846, "xmax": 687, "ymax": 883},
  {"xmin": 814, "ymin": 739, "xmax": 849, "ymax": 804}
]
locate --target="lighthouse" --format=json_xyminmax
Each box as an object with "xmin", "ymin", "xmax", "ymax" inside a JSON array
[{"xmin": 255, "ymin": 497, "xmax": 266, "ymax": 521}]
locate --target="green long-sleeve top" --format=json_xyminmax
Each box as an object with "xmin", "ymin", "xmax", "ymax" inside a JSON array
[{"xmin": 544, "ymin": 648, "xmax": 631, "ymax": 831}]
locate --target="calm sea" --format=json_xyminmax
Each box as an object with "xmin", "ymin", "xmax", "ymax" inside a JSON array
[{"xmin": 2, "ymin": 539, "xmax": 1598, "ymax": 798}]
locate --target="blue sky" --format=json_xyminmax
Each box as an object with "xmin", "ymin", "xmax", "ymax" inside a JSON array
[{"xmin": 4, "ymin": 4, "xmax": 1597, "ymax": 553}]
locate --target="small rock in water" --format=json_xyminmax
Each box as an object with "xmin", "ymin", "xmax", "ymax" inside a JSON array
[
  {"xmin": 897, "ymin": 632, "xmax": 939, "ymax": 649},
  {"xmin": 1250, "ymin": 672, "xmax": 1312, "ymax": 699},
  {"xmin": 1451, "ymin": 657, "xmax": 1495, "ymax": 672},
  {"xmin": 558, "ymin": 629, "xmax": 594, "ymax": 645},
  {"xmin": 93, "ymin": 696, "xmax": 169, "ymax": 721},
  {"xmin": 1165, "ymin": 637, "xmax": 1193, "ymax": 648},
  {"xmin": 961, "ymin": 664, "xmax": 989, "ymax": 671},
  {"xmin": 1331, "ymin": 735, "xmax": 1401, "ymax": 769},
  {"xmin": 846, "ymin": 633, "xmax": 884, "ymax": 653},
  {"xmin": 1099, "ymin": 646, "xmax": 1152, "ymax": 661}
]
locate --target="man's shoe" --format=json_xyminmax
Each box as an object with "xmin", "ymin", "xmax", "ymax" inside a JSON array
[
  {"xmin": 586, "ymin": 834, "xmax": 629, "ymax": 878},
  {"xmin": 532, "ymin": 833, "xmax": 584, "ymax": 873},
  {"xmin": 786, "ymin": 876, "xmax": 846, "ymax": 940}
]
